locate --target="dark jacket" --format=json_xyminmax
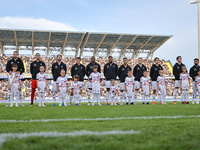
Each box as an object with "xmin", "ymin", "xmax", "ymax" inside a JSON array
[
  {"xmin": 118, "ymin": 64, "xmax": 131, "ymax": 82},
  {"xmin": 150, "ymin": 64, "xmax": 163, "ymax": 81},
  {"xmin": 6, "ymin": 57, "xmax": 24, "ymax": 74},
  {"xmin": 103, "ymin": 62, "xmax": 118, "ymax": 80},
  {"xmin": 133, "ymin": 64, "xmax": 147, "ymax": 81},
  {"xmin": 52, "ymin": 62, "xmax": 67, "ymax": 81},
  {"xmin": 189, "ymin": 65, "xmax": 200, "ymax": 81},
  {"xmin": 173, "ymin": 63, "xmax": 185, "ymax": 80},
  {"xmin": 85, "ymin": 62, "xmax": 101, "ymax": 77},
  {"xmin": 30, "ymin": 60, "xmax": 46, "ymax": 79},
  {"xmin": 71, "ymin": 63, "xmax": 85, "ymax": 81}
]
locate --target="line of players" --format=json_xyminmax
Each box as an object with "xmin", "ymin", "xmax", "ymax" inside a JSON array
[{"xmin": 4, "ymin": 51, "xmax": 200, "ymax": 107}]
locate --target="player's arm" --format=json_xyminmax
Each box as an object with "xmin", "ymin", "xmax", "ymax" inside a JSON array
[
  {"xmin": 6, "ymin": 60, "xmax": 12, "ymax": 74},
  {"xmin": 189, "ymin": 68, "xmax": 194, "ymax": 81},
  {"xmin": 18, "ymin": 79, "xmax": 21, "ymax": 90},
  {"xmin": 20, "ymin": 59, "xmax": 25, "ymax": 74},
  {"xmin": 88, "ymin": 73, "xmax": 92, "ymax": 82},
  {"xmin": 30, "ymin": 62, "xmax": 33, "ymax": 74},
  {"xmin": 115, "ymin": 64, "xmax": 118, "ymax": 78},
  {"xmin": 150, "ymin": 66, "xmax": 153, "ymax": 79},
  {"xmin": 133, "ymin": 66, "xmax": 137, "ymax": 77},
  {"xmin": 195, "ymin": 78, "xmax": 198, "ymax": 91},
  {"xmin": 157, "ymin": 81, "xmax": 160, "ymax": 90},
  {"xmin": 36, "ymin": 74, "xmax": 40, "ymax": 91},
  {"xmin": 132, "ymin": 83, "xmax": 135, "ymax": 92},
  {"xmin": 118, "ymin": 66, "xmax": 122, "ymax": 78},
  {"xmin": 85, "ymin": 65, "xmax": 89, "ymax": 77},
  {"xmin": 79, "ymin": 87, "xmax": 82, "ymax": 94},
  {"xmin": 140, "ymin": 81, "xmax": 143, "ymax": 91},
  {"xmin": 98, "ymin": 64, "xmax": 101, "ymax": 73},
  {"xmin": 45, "ymin": 79, "xmax": 48, "ymax": 91},
  {"xmin": 51, "ymin": 64, "xmax": 54, "ymax": 75},
  {"xmin": 88, "ymin": 78, "xmax": 92, "ymax": 82},
  {"xmin": 103, "ymin": 64, "xmax": 107, "ymax": 77},
  {"xmin": 179, "ymin": 79, "xmax": 182, "ymax": 90},
  {"xmin": 71, "ymin": 65, "xmax": 74, "ymax": 79}
]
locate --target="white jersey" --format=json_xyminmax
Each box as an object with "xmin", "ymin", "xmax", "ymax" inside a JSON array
[
  {"xmin": 72, "ymin": 81, "xmax": 82, "ymax": 95},
  {"xmin": 157, "ymin": 76, "xmax": 166, "ymax": 86},
  {"xmin": 140, "ymin": 76, "xmax": 150, "ymax": 87},
  {"xmin": 110, "ymin": 85, "xmax": 117, "ymax": 98},
  {"xmin": 8, "ymin": 72, "xmax": 21, "ymax": 84},
  {"xmin": 195, "ymin": 76, "xmax": 200, "ymax": 87},
  {"xmin": 125, "ymin": 77, "xmax": 134, "ymax": 87},
  {"xmin": 36, "ymin": 72, "xmax": 47, "ymax": 83},
  {"xmin": 89, "ymin": 72, "xmax": 103, "ymax": 84},
  {"xmin": 56, "ymin": 76, "xmax": 68, "ymax": 87},
  {"xmin": 180, "ymin": 73, "xmax": 191, "ymax": 83}
]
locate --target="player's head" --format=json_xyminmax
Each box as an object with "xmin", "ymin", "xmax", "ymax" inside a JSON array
[
  {"xmin": 194, "ymin": 58, "xmax": 199, "ymax": 66},
  {"xmin": 91, "ymin": 56, "xmax": 95, "ymax": 63},
  {"xmin": 13, "ymin": 51, "xmax": 18, "ymax": 59},
  {"xmin": 74, "ymin": 75, "xmax": 79, "ymax": 82},
  {"xmin": 57, "ymin": 54, "xmax": 62, "ymax": 61},
  {"xmin": 108, "ymin": 56, "xmax": 113, "ymax": 63},
  {"xmin": 12, "ymin": 64, "xmax": 18, "ymax": 72},
  {"xmin": 123, "ymin": 57, "xmax": 127, "ymax": 65},
  {"xmin": 76, "ymin": 57, "xmax": 81, "ymax": 64},
  {"xmin": 111, "ymin": 79, "xmax": 115, "ymax": 86},
  {"xmin": 60, "ymin": 69, "xmax": 65, "ymax": 77},
  {"xmin": 154, "ymin": 57, "xmax": 160, "ymax": 64},
  {"xmin": 127, "ymin": 70, "xmax": 132, "ymax": 77},
  {"xmin": 159, "ymin": 69, "xmax": 164, "ymax": 76},
  {"xmin": 93, "ymin": 65, "xmax": 98, "ymax": 72},
  {"xmin": 138, "ymin": 57, "xmax": 143, "ymax": 65},
  {"xmin": 197, "ymin": 69, "xmax": 200, "ymax": 75},
  {"xmin": 143, "ymin": 70, "xmax": 148, "ymax": 77},
  {"xmin": 39, "ymin": 66, "xmax": 45, "ymax": 73},
  {"xmin": 176, "ymin": 56, "xmax": 182, "ymax": 63},
  {"xmin": 182, "ymin": 66, "xmax": 187, "ymax": 73},
  {"xmin": 35, "ymin": 53, "xmax": 40, "ymax": 61}
]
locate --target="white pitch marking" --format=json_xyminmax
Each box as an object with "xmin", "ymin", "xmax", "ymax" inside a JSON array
[
  {"xmin": 0, "ymin": 130, "xmax": 140, "ymax": 147},
  {"xmin": 0, "ymin": 115, "xmax": 199, "ymax": 123}
]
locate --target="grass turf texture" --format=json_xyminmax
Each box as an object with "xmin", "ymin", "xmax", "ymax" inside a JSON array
[{"xmin": 0, "ymin": 102, "xmax": 200, "ymax": 150}]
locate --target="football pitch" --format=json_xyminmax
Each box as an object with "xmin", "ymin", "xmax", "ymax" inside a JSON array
[{"xmin": 0, "ymin": 102, "xmax": 200, "ymax": 150}]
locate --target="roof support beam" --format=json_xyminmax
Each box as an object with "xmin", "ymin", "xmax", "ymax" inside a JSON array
[
  {"xmin": 47, "ymin": 32, "xmax": 51, "ymax": 57},
  {"xmin": 80, "ymin": 33, "xmax": 90, "ymax": 57},
  {"xmin": 62, "ymin": 33, "xmax": 68, "ymax": 56},
  {"xmin": 94, "ymin": 34, "xmax": 107, "ymax": 58},
  {"xmin": 32, "ymin": 31, "xmax": 34, "ymax": 57},
  {"xmin": 134, "ymin": 36, "xmax": 154, "ymax": 58},
  {"xmin": 14, "ymin": 30, "xmax": 19, "ymax": 52},
  {"xmin": 107, "ymin": 34, "xmax": 123, "ymax": 56},
  {"xmin": 76, "ymin": 33, "xmax": 86, "ymax": 57}
]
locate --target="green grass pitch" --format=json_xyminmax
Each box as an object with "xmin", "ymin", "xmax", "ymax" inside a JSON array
[{"xmin": 0, "ymin": 102, "xmax": 200, "ymax": 150}]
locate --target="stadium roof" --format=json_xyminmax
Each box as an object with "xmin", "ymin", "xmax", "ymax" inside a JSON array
[{"xmin": 0, "ymin": 29, "xmax": 172, "ymax": 59}]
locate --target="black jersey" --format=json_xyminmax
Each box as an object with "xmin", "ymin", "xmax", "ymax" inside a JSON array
[
  {"xmin": 103, "ymin": 62, "xmax": 118, "ymax": 80},
  {"xmin": 189, "ymin": 65, "xmax": 200, "ymax": 81},
  {"xmin": 71, "ymin": 63, "xmax": 85, "ymax": 81},
  {"xmin": 52, "ymin": 62, "xmax": 67, "ymax": 81},
  {"xmin": 85, "ymin": 62, "xmax": 101, "ymax": 77},
  {"xmin": 118, "ymin": 64, "xmax": 131, "ymax": 82},
  {"xmin": 6, "ymin": 57, "xmax": 24, "ymax": 74},
  {"xmin": 30, "ymin": 60, "xmax": 46, "ymax": 79},
  {"xmin": 133, "ymin": 64, "xmax": 147, "ymax": 81},
  {"xmin": 150, "ymin": 64, "xmax": 163, "ymax": 81},
  {"xmin": 173, "ymin": 63, "xmax": 185, "ymax": 80}
]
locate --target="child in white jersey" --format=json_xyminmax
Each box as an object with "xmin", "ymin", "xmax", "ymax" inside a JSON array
[
  {"xmin": 36, "ymin": 66, "xmax": 47, "ymax": 107},
  {"xmin": 88, "ymin": 65, "xmax": 103, "ymax": 106},
  {"xmin": 140, "ymin": 70, "xmax": 151, "ymax": 104},
  {"xmin": 125, "ymin": 70, "xmax": 135, "ymax": 105},
  {"xmin": 179, "ymin": 66, "xmax": 191, "ymax": 104},
  {"xmin": 157, "ymin": 70, "xmax": 167, "ymax": 104},
  {"xmin": 56, "ymin": 69, "xmax": 68, "ymax": 106},
  {"xmin": 195, "ymin": 69, "xmax": 200, "ymax": 104},
  {"xmin": 7, "ymin": 64, "xmax": 22, "ymax": 107},
  {"xmin": 110, "ymin": 79, "xmax": 118, "ymax": 105},
  {"xmin": 71, "ymin": 75, "xmax": 82, "ymax": 106}
]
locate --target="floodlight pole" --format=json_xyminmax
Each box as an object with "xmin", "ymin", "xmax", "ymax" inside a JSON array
[{"xmin": 191, "ymin": 0, "xmax": 200, "ymax": 59}]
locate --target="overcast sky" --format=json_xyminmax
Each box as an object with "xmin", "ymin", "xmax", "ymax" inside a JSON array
[{"xmin": 0, "ymin": 0, "xmax": 198, "ymax": 68}]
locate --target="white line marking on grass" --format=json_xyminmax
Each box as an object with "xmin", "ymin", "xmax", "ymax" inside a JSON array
[
  {"xmin": 0, "ymin": 130, "xmax": 140, "ymax": 147},
  {"xmin": 0, "ymin": 115, "xmax": 199, "ymax": 123}
]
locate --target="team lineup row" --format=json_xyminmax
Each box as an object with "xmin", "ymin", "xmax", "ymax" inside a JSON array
[{"xmin": 4, "ymin": 51, "xmax": 200, "ymax": 107}]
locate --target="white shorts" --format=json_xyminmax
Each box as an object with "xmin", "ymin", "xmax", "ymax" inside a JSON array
[
  {"xmin": 105, "ymin": 81, "xmax": 111, "ymax": 88},
  {"xmin": 181, "ymin": 81, "xmax": 189, "ymax": 90},
  {"xmin": 134, "ymin": 81, "xmax": 140, "ymax": 90},
  {"xmin": 59, "ymin": 87, "xmax": 67, "ymax": 98},
  {"xmin": 126, "ymin": 86, "xmax": 133, "ymax": 97},
  {"xmin": 197, "ymin": 86, "xmax": 200, "ymax": 95},
  {"xmin": 87, "ymin": 81, "xmax": 92, "ymax": 89},
  {"xmin": 120, "ymin": 82, "xmax": 125, "ymax": 91},
  {"xmin": 158, "ymin": 85, "xmax": 166, "ymax": 95},
  {"xmin": 142, "ymin": 86, "xmax": 149, "ymax": 96},
  {"xmin": 152, "ymin": 81, "xmax": 158, "ymax": 90},
  {"xmin": 92, "ymin": 83, "xmax": 100, "ymax": 94},
  {"xmin": 9, "ymin": 83, "xmax": 19, "ymax": 96},
  {"xmin": 38, "ymin": 82, "xmax": 46, "ymax": 93},
  {"xmin": 175, "ymin": 80, "xmax": 180, "ymax": 88},
  {"xmin": 52, "ymin": 81, "xmax": 58, "ymax": 92},
  {"xmin": 73, "ymin": 93, "xmax": 81, "ymax": 100}
]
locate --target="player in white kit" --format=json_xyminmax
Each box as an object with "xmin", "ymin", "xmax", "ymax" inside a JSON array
[
  {"xmin": 110, "ymin": 79, "xmax": 119, "ymax": 105},
  {"xmin": 195, "ymin": 69, "xmax": 200, "ymax": 104},
  {"xmin": 140, "ymin": 70, "xmax": 151, "ymax": 104},
  {"xmin": 179, "ymin": 66, "xmax": 191, "ymax": 104},
  {"xmin": 125, "ymin": 70, "xmax": 135, "ymax": 105},
  {"xmin": 88, "ymin": 65, "xmax": 103, "ymax": 106},
  {"xmin": 36, "ymin": 66, "xmax": 47, "ymax": 107},
  {"xmin": 71, "ymin": 75, "xmax": 82, "ymax": 106},
  {"xmin": 7, "ymin": 64, "xmax": 22, "ymax": 107},
  {"xmin": 157, "ymin": 70, "xmax": 167, "ymax": 104},
  {"xmin": 56, "ymin": 69, "xmax": 68, "ymax": 106}
]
